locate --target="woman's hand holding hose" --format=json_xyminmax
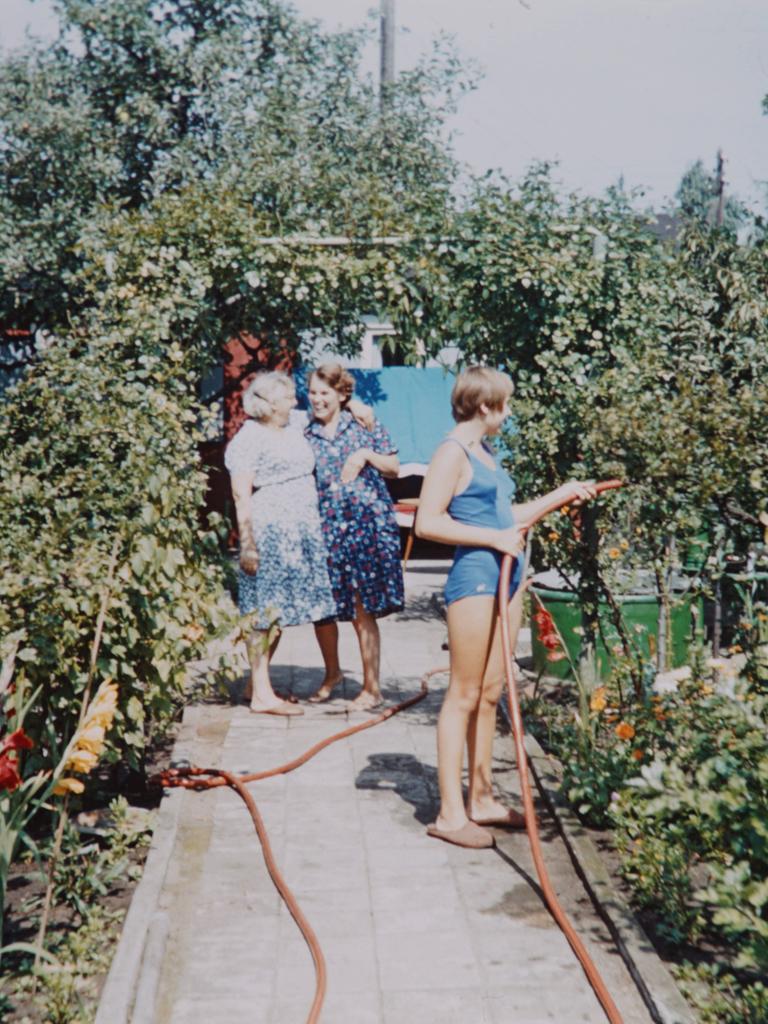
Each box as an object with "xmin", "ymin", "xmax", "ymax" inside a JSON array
[{"xmin": 493, "ymin": 526, "xmax": 526, "ymax": 558}]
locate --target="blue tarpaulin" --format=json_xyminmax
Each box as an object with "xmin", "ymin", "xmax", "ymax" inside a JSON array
[{"xmin": 297, "ymin": 366, "xmax": 457, "ymax": 467}]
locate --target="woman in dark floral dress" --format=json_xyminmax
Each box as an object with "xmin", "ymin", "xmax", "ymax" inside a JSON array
[{"xmin": 305, "ymin": 363, "xmax": 405, "ymax": 710}]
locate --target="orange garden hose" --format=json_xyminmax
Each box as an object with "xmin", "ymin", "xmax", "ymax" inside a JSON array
[
  {"xmin": 153, "ymin": 478, "xmax": 624, "ymax": 1024},
  {"xmin": 153, "ymin": 683, "xmax": 433, "ymax": 1024},
  {"xmin": 499, "ymin": 478, "xmax": 624, "ymax": 1024}
]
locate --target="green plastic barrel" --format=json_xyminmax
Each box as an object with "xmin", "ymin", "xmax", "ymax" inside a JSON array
[{"xmin": 530, "ymin": 584, "xmax": 698, "ymax": 681}]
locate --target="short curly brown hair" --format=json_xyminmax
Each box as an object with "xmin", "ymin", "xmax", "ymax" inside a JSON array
[
  {"xmin": 310, "ymin": 362, "xmax": 355, "ymax": 407},
  {"xmin": 451, "ymin": 366, "xmax": 513, "ymax": 423}
]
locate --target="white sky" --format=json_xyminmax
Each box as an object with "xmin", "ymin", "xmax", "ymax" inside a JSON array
[{"xmin": 2, "ymin": 0, "xmax": 766, "ymax": 210}]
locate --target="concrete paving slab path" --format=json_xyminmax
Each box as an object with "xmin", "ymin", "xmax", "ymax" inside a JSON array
[{"xmin": 102, "ymin": 562, "xmax": 672, "ymax": 1024}]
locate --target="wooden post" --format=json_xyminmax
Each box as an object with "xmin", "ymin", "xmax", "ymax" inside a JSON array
[{"xmin": 380, "ymin": 0, "xmax": 395, "ymax": 110}]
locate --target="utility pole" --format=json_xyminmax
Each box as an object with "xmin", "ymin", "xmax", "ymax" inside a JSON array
[
  {"xmin": 715, "ymin": 148, "xmax": 725, "ymax": 228},
  {"xmin": 380, "ymin": 0, "xmax": 395, "ymax": 110}
]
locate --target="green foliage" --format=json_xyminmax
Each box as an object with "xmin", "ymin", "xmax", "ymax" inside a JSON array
[
  {"xmin": 51, "ymin": 799, "xmax": 152, "ymax": 920},
  {"xmin": 614, "ymin": 680, "xmax": 768, "ymax": 973},
  {"xmin": 675, "ymin": 157, "xmax": 747, "ymax": 234},
  {"xmin": 0, "ymin": 0, "xmax": 469, "ymax": 346},
  {"xmin": 1, "ymin": 796, "xmax": 151, "ymax": 1023},
  {"xmin": 0, "ymin": 336, "xmax": 233, "ymax": 769},
  {"xmin": 675, "ymin": 963, "xmax": 768, "ymax": 1024}
]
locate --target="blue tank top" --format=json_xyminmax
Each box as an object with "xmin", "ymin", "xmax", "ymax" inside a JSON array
[
  {"xmin": 443, "ymin": 438, "xmax": 523, "ymax": 605},
  {"xmin": 447, "ymin": 443, "xmax": 516, "ymax": 529}
]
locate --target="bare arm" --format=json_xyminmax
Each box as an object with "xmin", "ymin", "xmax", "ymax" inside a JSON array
[
  {"xmin": 513, "ymin": 480, "xmax": 597, "ymax": 529},
  {"xmin": 415, "ymin": 443, "xmax": 523, "ymax": 557},
  {"xmin": 230, "ymin": 470, "xmax": 258, "ymax": 574},
  {"xmin": 347, "ymin": 397, "xmax": 375, "ymax": 431},
  {"xmin": 341, "ymin": 446, "xmax": 399, "ymax": 482}
]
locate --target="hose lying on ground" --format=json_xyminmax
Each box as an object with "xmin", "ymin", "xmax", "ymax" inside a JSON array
[{"xmin": 153, "ymin": 479, "xmax": 624, "ymax": 1024}]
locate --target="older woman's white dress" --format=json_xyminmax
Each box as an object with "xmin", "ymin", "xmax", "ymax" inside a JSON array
[{"xmin": 225, "ymin": 413, "xmax": 337, "ymax": 628}]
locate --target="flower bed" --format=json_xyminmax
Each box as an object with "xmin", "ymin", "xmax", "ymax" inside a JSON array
[{"xmin": 524, "ymin": 620, "xmax": 768, "ymax": 1022}]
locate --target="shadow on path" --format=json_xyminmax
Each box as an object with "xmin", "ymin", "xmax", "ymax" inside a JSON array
[{"xmin": 355, "ymin": 752, "xmax": 438, "ymax": 826}]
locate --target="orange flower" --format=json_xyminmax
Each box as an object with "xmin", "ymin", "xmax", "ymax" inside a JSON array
[
  {"xmin": 607, "ymin": 547, "xmax": 621, "ymax": 559},
  {"xmin": 547, "ymin": 531, "xmax": 560, "ymax": 542},
  {"xmin": 589, "ymin": 687, "xmax": 607, "ymax": 712},
  {"xmin": 631, "ymin": 749, "xmax": 645, "ymax": 761},
  {"xmin": 53, "ymin": 777, "xmax": 85, "ymax": 796},
  {"xmin": 615, "ymin": 721, "xmax": 635, "ymax": 741}
]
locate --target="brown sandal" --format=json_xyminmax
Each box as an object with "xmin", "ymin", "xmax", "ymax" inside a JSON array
[
  {"xmin": 308, "ymin": 676, "xmax": 344, "ymax": 703},
  {"xmin": 426, "ymin": 821, "xmax": 495, "ymax": 849},
  {"xmin": 470, "ymin": 808, "xmax": 530, "ymax": 830}
]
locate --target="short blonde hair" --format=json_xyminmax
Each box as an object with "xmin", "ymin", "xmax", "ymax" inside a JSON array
[
  {"xmin": 310, "ymin": 362, "xmax": 355, "ymax": 408},
  {"xmin": 242, "ymin": 371, "xmax": 294, "ymax": 422},
  {"xmin": 451, "ymin": 366, "xmax": 513, "ymax": 423}
]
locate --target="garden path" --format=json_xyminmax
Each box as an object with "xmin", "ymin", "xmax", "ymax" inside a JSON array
[{"xmin": 104, "ymin": 562, "xmax": 656, "ymax": 1024}]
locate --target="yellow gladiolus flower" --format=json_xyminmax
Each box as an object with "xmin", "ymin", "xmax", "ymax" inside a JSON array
[
  {"xmin": 75, "ymin": 725, "xmax": 106, "ymax": 755},
  {"xmin": 85, "ymin": 710, "xmax": 114, "ymax": 731},
  {"xmin": 82, "ymin": 681, "xmax": 118, "ymax": 731},
  {"xmin": 65, "ymin": 749, "xmax": 99, "ymax": 774},
  {"xmin": 53, "ymin": 777, "xmax": 85, "ymax": 796}
]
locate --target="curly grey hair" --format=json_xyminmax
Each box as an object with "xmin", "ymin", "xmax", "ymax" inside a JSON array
[{"xmin": 242, "ymin": 371, "xmax": 294, "ymax": 422}]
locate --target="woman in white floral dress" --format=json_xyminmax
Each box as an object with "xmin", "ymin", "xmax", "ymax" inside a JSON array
[{"xmin": 225, "ymin": 371, "xmax": 337, "ymax": 716}]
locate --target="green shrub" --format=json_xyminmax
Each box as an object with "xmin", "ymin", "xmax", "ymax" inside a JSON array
[
  {"xmin": 0, "ymin": 336, "xmax": 232, "ymax": 771},
  {"xmin": 614, "ymin": 681, "xmax": 768, "ymax": 973}
]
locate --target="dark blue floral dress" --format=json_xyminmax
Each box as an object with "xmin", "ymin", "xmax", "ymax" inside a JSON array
[{"xmin": 305, "ymin": 411, "xmax": 405, "ymax": 622}]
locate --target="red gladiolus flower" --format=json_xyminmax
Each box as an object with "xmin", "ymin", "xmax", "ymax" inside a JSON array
[
  {"xmin": 533, "ymin": 607, "xmax": 562, "ymax": 652},
  {"xmin": 546, "ymin": 650, "xmax": 567, "ymax": 662},
  {"xmin": 1, "ymin": 728, "xmax": 34, "ymax": 754},
  {"xmin": 0, "ymin": 753, "xmax": 22, "ymax": 792}
]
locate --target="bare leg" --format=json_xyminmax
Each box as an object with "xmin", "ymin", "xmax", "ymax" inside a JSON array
[
  {"xmin": 467, "ymin": 589, "xmax": 525, "ymax": 824},
  {"xmin": 433, "ymin": 596, "xmax": 497, "ymax": 831},
  {"xmin": 350, "ymin": 594, "xmax": 382, "ymax": 710},
  {"xmin": 242, "ymin": 630, "xmax": 280, "ymax": 702},
  {"xmin": 244, "ymin": 629, "xmax": 300, "ymax": 713},
  {"xmin": 309, "ymin": 621, "xmax": 344, "ymax": 701}
]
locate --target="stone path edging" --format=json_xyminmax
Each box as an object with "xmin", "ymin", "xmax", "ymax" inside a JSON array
[
  {"xmin": 94, "ymin": 706, "xmax": 202, "ymax": 1024},
  {"xmin": 518, "ymin": 729, "xmax": 698, "ymax": 1024}
]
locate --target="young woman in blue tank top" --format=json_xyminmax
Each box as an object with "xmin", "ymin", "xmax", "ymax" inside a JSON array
[{"xmin": 416, "ymin": 367, "xmax": 596, "ymax": 849}]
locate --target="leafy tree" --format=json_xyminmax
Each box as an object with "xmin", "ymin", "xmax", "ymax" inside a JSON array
[
  {"xmin": 675, "ymin": 157, "xmax": 747, "ymax": 234},
  {"xmin": 0, "ymin": 0, "xmax": 471, "ymax": 351}
]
